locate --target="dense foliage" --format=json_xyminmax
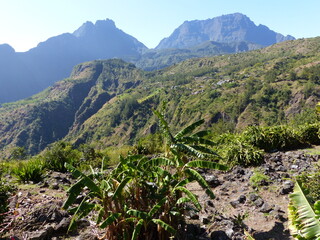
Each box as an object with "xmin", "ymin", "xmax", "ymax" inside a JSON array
[{"xmin": 63, "ymin": 113, "xmax": 227, "ymax": 240}]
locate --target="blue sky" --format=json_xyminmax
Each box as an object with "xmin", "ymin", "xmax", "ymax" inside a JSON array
[{"xmin": 0, "ymin": 0, "xmax": 318, "ymax": 52}]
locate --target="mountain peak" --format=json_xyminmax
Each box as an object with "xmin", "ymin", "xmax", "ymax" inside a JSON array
[
  {"xmin": 156, "ymin": 13, "xmax": 295, "ymax": 49},
  {"xmin": 73, "ymin": 19, "xmax": 117, "ymax": 38}
]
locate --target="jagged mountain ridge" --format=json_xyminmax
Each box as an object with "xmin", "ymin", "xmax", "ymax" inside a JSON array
[
  {"xmin": 0, "ymin": 37, "xmax": 320, "ymax": 156},
  {"xmin": 156, "ymin": 13, "xmax": 295, "ymax": 49},
  {"xmin": 0, "ymin": 19, "xmax": 147, "ymax": 103},
  {"xmin": 0, "ymin": 13, "xmax": 295, "ymax": 103}
]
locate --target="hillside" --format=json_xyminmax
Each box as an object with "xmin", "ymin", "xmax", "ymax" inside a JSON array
[{"xmin": 1, "ymin": 37, "xmax": 320, "ymax": 156}]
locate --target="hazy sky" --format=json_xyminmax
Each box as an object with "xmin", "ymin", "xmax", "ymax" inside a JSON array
[{"xmin": 0, "ymin": 0, "xmax": 318, "ymax": 52}]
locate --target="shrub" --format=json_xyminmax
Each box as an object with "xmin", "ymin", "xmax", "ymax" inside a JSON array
[
  {"xmin": 12, "ymin": 157, "xmax": 44, "ymax": 183},
  {"xmin": 43, "ymin": 141, "xmax": 81, "ymax": 172},
  {"xmin": 250, "ymin": 170, "xmax": 270, "ymax": 188},
  {"xmin": 243, "ymin": 125, "xmax": 304, "ymax": 152},
  {"xmin": 297, "ymin": 123, "xmax": 320, "ymax": 145},
  {"xmin": 220, "ymin": 139, "xmax": 264, "ymax": 167}
]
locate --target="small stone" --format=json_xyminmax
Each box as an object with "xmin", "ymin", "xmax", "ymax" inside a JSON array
[
  {"xmin": 230, "ymin": 200, "xmax": 239, "ymax": 208},
  {"xmin": 206, "ymin": 200, "xmax": 214, "ymax": 207},
  {"xmin": 51, "ymin": 183, "xmax": 59, "ymax": 190},
  {"xmin": 238, "ymin": 195, "xmax": 246, "ymax": 204},
  {"xmin": 260, "ymin": 202, "xmax": 273, "ymax": 213},
  {"xmin": 280, "ymin": 180, "xmax": 294, "ymax": 195},
  {"xmin": 205, "ymin": 175, "xmax": 221, "ymax": 188},
  {"xmin": 254, "ymin": 198, "xmax": 264, "ymax": 207},
  {"xmin": 248, "ymin": 193, "xmax": 259, "ymax": 202}
]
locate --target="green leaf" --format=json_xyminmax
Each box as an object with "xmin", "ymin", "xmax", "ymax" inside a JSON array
[
  {"xmin": 63, "ymin": 178, "xmax": 85, "ymax": 209},
  {"xmin": 100, "ymin": 213, "xmax": 122, "ymax": 228},
  {"xmin": 289, "ymin": 181, "xmax": 320, "ymax": 239},
  {"xmin": 174, "ymin": 119, "xmax": 204, "ymax": 139},
  {"xmin": 64, "ymin": 163, "xmax": 101, "ymax": 195},
  {"xmin": 177, "ymin": 197, "xmax": 191, "ymax": 205},
  {"xmin": 179, "ymin": 136, "xmax": 216, "ymax": 146},
  {"xmin": 131, "ymin": 219, "xmax": 144, "ymax": 240},
  {"xmin": 186, "ymin": 160, "xmax": 228, "ymax": 171},
  {"xmin": 126, "ymin": 209, "xmax": 149, "ymax": 219},
  {"xmin": 190, "ymin": 145, "xmax": 220, "ymax": 157},
  {"xmin": 191, "ymin": 130, "xmax": 211, "ymax": 138},
  {"xmin": 174, "ymin": 178, "xmax": 191, "ymax": 188},
  {"xmin": 184, "ymin": 168, "xmax": 215, "ymax": 199},
  {"xmin": 174, "ymin": 186, "xmax": 201, "ymax": 210},
  {"xmin": 144, "ymin": 157, "xmax": 174, "ymax": 168},
  {"xmin": 148, "ymin": 197, "xmax": 167, "ymax": 217},
  {"xmin": 171, "ymin": 143, "xmax": 205, "ymax": 159},
  {"xmin": 112, "ymin": 177, "xmax": 132, "ymax": 200},
  {"xmin": 68, "ymin": 197, "xmax": 95, "ymax": 232},
  {"xmin": 153, "ymin": 110, "xmax": 175, "ymax": 143},
  {"xmin": 152, "ymin": 219, "xmax": 176, "ymax": 235}
]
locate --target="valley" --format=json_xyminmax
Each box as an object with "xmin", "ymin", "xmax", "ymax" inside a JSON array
[{"xmin": 1, "ymin": 12, "xmax": 320, "ymax": 240}]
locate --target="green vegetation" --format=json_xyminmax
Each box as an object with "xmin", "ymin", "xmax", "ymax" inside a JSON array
[
  {"xmin": 0, "ymin": 165, "xmax": 16, "ymax": 226},
  {"xmin": 63, "ymin": 113, "xmax": 227, "ymax": 240},
  {"xmin": 250, "ymin": 170, "xmax": 270, "ymax": 188},
  {"xmin": 42, "ymin": 141, "xmax": 81, "ymax": 173},
  {"xmin": 1, "ymin": 38, "xmax": 320, "ymax": 156},
  {"xmin": 12, "ymin": 157, "xmax": 44, "ymax": 183},
  {"xmin": 288, "ymin": 181, "xmax": 320, "ymax": 239}
]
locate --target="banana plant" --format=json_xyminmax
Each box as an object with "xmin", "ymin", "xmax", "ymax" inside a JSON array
[
  {"xmin": 63, "ymin": 111, "xmax": 228, "ymax": 240},
  {"xmin": 288, "ymin": 181, "xmax": 320, "ymax": 240}
]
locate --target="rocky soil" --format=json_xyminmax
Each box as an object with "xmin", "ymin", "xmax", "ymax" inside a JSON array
[{"xmin": 1, "ymin": 149, "xmax": 319, "ymax": 240}]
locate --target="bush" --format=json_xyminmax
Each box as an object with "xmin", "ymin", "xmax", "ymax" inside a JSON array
[
  {"xmin": 220, "ymin": 138, "xmax": 264, "ymax": 167},
  {"xmin": 12, "ymin": 157, "xmax": 44, "ymax": 183},
  {"xmin": 243, "ymin": 125, "xmax": 304, "ymax": 152},
  {"xmin": 43, "ymin": 141, "xmax": 81, "ymax": 172},
  {"xmin": 297, "ymin": 123, "xmax": 320, "ymax": 145}
]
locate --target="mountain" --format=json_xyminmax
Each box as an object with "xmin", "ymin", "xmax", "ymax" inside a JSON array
[
  {"xmin": 0, "ymin": 37, "xmax": 320, "ymax": 156},
  {"xmin": 0, "ymin": 19, "xmax": 147, "ymax": 103},
  {"xmin": 0, "ymin": 14, "xmax": 295, "ymax": 104},
  {"xmin": 156, "ymin": 13, "xmax": 295, "ymax": 49}
]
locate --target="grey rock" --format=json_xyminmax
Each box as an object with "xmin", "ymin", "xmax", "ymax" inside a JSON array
[
  {"xmin": 260, "ymin": 202, "xmax": 273, "ymax": 213},
  {"xmin": 205, "ymin": 175, "xmax": 221, "ymax": 187},
  {"xmin": 254, "ymin": 198, "xmax": 264, "ymax": 207},
  {"xmin": 51, "ymin": 182, "xmax": 59, "ymax": 190},
  {"xmin": 55, "ymin": 217, "xmax": 71, "ymax": 233},
  {"xmin": 237, "ymin": 195, "xmax": 246, "ymax": 204},
  {"xmin": 230, "ymin": 200, "xmax": 240, "ymax": 208},
  {"xmin": 248, "ymin": 193, "xmax": 259, "ymax": 202},
  {"xmin": 280, "ymin": 180, "xmax": 294, "ymax": 195}
]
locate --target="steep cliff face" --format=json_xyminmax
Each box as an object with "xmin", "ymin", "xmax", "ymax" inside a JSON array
[{"xmin": 156, "ymin": 13, "xmax": 295, "ymax": 49}]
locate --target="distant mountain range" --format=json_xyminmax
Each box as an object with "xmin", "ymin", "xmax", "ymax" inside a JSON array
[
  {"xmin": 1, "ymin": 37, "xmax": 319, "ymax": 155},
  {"xmin": 0, "ymin": 13, "xmax": 295, "ymax": 103}
]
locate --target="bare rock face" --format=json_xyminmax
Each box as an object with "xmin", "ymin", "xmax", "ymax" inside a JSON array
[{"xmin": 156, "ymin": 13, "xmax": 295, "ymax": 49}]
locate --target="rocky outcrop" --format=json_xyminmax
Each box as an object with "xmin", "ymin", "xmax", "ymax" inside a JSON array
[{"xmin": 156, "ymin": 13, "xmax": 295, "ymax": 49}]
